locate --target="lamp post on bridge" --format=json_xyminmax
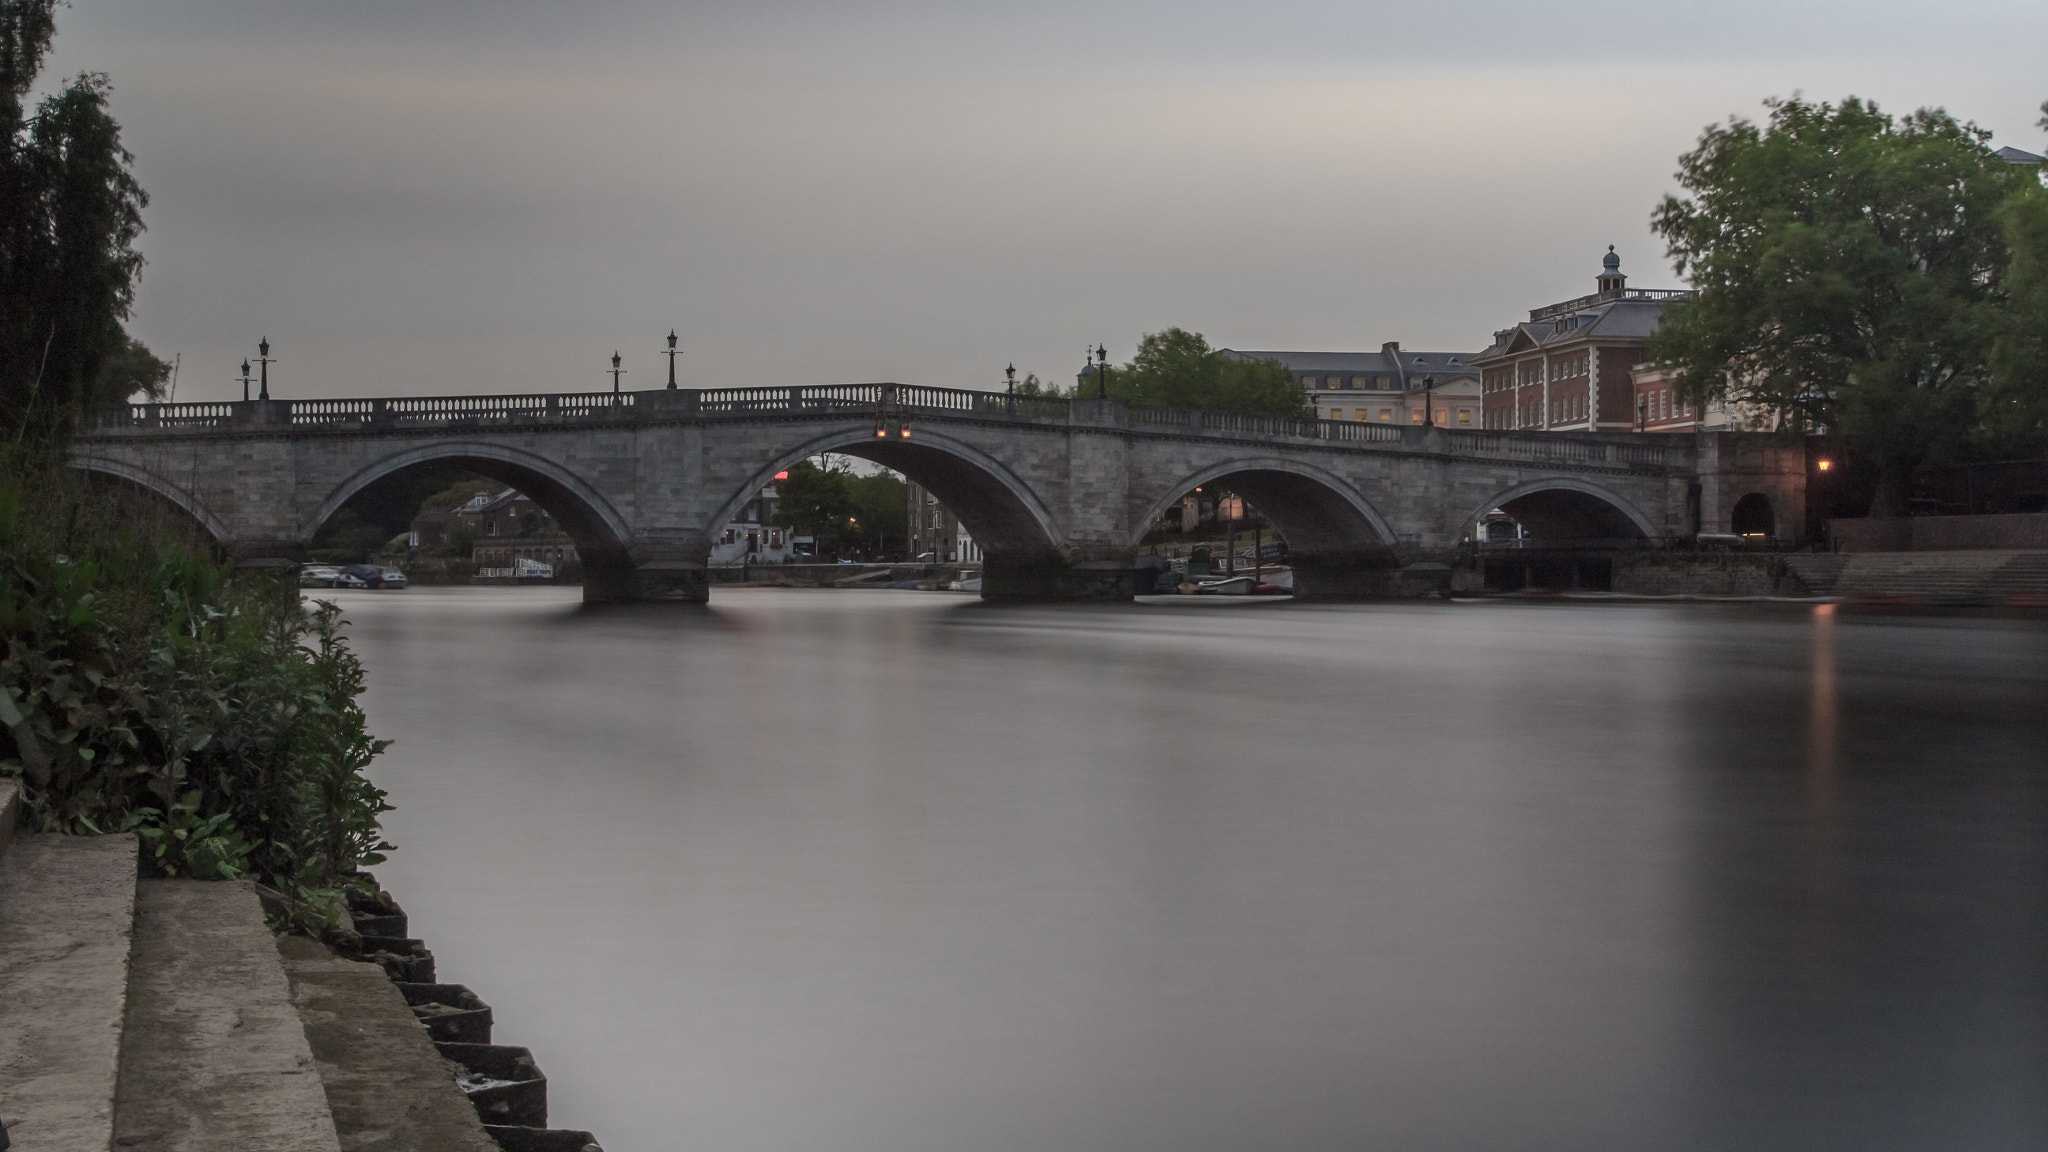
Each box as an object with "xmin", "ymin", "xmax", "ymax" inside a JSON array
[
  {"xmin": 1094, "ymin": 344, "xmax": 1108, "ymax": 401},
  {"xmin": 609, "ymin": 351, "xmax": 625, "ymax": 395},
  {"xmin": 238, "ymin": 359, "xmax": 253, "ymax": 402},
  {"xmin": 1005, "ymin": 363, "xmax": 1016, "ymax": 395},
  {"xmin": 256, "ymin": 338, "xmax": 273, "ymax": 400},
  {"xmin": 1421, "ymin": 374, "xmax": 1435, "ymax": 428},
  {"xmin": 664, "ymin": 330, "xmax": 681, "ymax": 389}
]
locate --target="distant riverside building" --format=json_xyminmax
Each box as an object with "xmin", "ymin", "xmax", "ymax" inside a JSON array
[
  {"xmin": 411, "ymin": 487, "xmax": 579, "ymax": 571},
  {"xmin": 1472, "ymin": 248, "xmax": 1807, "ymax": 434},
  {"xmin": 1218, "ymin": 344, "xmax": 1483, "ymax": 427},
  {"xmin": 710, "ymin": 481, "xmax": 794, "ymax": 564},
  {"xmin": 905, "ymin": 479, "xmax": 980, "ymax": 563}
]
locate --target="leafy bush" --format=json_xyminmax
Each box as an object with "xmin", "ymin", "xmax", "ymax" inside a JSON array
[{"xmin": 0, "ymin": 459, "xmax": 392, "ymax": 899}]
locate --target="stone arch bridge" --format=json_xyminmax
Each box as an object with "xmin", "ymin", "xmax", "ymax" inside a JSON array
[{"xmin": 73, "ymin": 384, "xmax": 1805, "ymax": 601}]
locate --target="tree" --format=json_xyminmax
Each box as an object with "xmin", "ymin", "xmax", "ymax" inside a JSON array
[
  {"xmin": 847, "ymin": 471, "xmax": 908, "ymax": 556},
  {"xmin": 770, "ymin": 460, "xmax": 857, "ymax": 552},
  {"xmin": 1, "ymin": 1, "xmax": 158, "ymax": 446},
  {"xmin": 1088, "ymin": 329, "xmax": 1306, "ymax": 416},
  {"xmin": 1648, "ymin": 96, "xmax": 2037, "ymax": 516},
  {"xmin": 1989, "ymin": 102, "xmax": 2048, "ymax": 456}
]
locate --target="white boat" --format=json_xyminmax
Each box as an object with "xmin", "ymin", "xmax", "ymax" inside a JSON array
[{"xmin": 1192, "ymin": 576, "xmax": 1254, "ymax": 595}]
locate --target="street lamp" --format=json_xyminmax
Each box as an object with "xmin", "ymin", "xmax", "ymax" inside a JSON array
[
  {"xmin": 609, "ymin": 351, "xmax": 625, "ymax": 394},
  {"xmin": 1095, "ymin": 344, "xmax": 1108, "ymax": 400},
  {"xmin": 664, "ymin": 330, "xmax": 680, "ymax": 389},
  {"xmin": 1005, "ymin": 363, "xmax": 1016, "ymax": 395},
  {"xmin": 238, "ymin": 359, "xmax": 253, "ymax": 402},
  {"xmin": 1421, "ymin": 374, "xmax": 1436, "ymax": 427},
  {"xmin": 256, "ymin": 338, "xmax": 273, "ymax": 400}
]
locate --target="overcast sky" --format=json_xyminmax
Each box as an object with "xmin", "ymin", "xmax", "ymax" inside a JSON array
[{"xmin": 38, "ymin": 0, "xmax": 2048, "ymax": 401}]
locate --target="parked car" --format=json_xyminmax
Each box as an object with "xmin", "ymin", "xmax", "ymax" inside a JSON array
[
  {"xmin": 377, "ymin": 567, "xmax": 408, "ymax": 589},
  {"xmin": 299, "ymin": 563, "xmax": 342, "ymax": 588},
  {"xmin": 339, "ymin": 563, "xmax": 394, "ymax": 589},
  {"xmin": 335, "ymin": 568, "xmax": 370, "ymax": 589}
]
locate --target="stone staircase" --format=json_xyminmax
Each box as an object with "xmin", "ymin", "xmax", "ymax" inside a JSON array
[
  {"xmin": 0, "ymin": 778, "xmax": 602, "ymax": 1151},
  {"xmin": 1783, "ymin": 550, "xmax": 2048, "ymax": 605}
]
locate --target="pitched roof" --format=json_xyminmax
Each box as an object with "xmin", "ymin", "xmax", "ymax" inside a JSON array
[
  {"xmin": 1997, "ymin": 145, "xmax": 2045, "ymax": 165},
  {"xmin": 1219, "ymin": 348, "xmax": 1481, "ymax": 378}
]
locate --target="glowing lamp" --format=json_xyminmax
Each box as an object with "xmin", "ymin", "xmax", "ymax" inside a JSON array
[{"xmin": 1817, "ymin": 459, "xmax": 1833, "ymax": 472}]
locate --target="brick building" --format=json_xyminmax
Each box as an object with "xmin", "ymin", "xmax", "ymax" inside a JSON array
[{"xmin": 1474, "ymin": 248, "xmax": 1703, "ymax": 432}]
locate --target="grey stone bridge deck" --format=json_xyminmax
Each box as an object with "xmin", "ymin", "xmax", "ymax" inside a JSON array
[{"xmin": 73, "ymin": 384, "xmax": 1806, "ymax": 601}]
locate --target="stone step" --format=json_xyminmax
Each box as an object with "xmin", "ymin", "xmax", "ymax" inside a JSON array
[
  {"xmin": 113, "ymin": 880, "xmax": 344, "ymax": 1151},
  {"xmin": 0, "ymin": 828, "xmax": 140, "ymax": 1152},
  {"xmin": 278, "ymin": 935, "xmax": 502, "ymax": 1152}
]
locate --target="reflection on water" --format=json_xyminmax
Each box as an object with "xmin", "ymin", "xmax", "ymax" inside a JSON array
[{"xmin": 333, "ymin": 588, "xmax": 2048, "ymax": 1152}]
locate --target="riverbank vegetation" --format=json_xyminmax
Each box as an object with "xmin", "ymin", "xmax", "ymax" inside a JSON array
[
  {"xmin": 0, "ymin": 1, "xmax": 392, "ymax": 931},
  {"xmin": 0, "ymin": 460, "xmax": 393, "ymax": 919}
]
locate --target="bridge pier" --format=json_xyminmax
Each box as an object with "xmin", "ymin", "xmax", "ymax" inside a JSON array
[
  {"xmin": 982, "ymin": 550, "xmax": 1135, "ymax": 602},
  {"xmin": 583, "ymin": 536, "xmax": 712, "ymax": 604}
]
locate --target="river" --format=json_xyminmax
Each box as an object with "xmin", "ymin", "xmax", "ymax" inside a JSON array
[{"xmin": 335, "ymin": 587, "xmax": 2048, "ymax": 1151}]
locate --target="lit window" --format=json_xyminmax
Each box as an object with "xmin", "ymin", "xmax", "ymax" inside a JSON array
[
  {"xmin": 1327, "ymin": 408, "xmax": 1344, "ymax": 420},
  {"xmin": 1379, "ymin": 409, "xmax": 1393, "ymax": 422},
  {"xmin": 1458, "ymin": 409, "xmax": 1471, "ymax": 425},
  {"xmin": 1355, "ymin": 409, "xmax": 1369, "ymax": 421},
  {"xmin": 1410, "ymin": 409, "xmax": 1423, "ymax": 423},
  {"xmin": 1351, "ymin": 377, "xmax": 1368, "ymax": 389}
]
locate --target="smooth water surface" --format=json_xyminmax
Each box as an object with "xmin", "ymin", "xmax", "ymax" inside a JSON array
[{"xmin": 335, "ymin": 588, "xmax": 2048, "ymax": 1151}]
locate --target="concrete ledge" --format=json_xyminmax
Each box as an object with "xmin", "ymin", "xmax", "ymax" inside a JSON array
[
  {"xmin": 279, "ymin": 936, "xmax": 499, "ymax": 1152},
  {"xmin": 0, "ymin": 834, "xmax": 140, "ymax": 1152},
  {"xmin": 113, "ymin": 880, "xmax": 342, "ymax": 1151}
]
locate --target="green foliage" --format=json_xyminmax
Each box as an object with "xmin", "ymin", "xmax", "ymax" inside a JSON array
[
  {"xmin": 0, "ymin": 459, "xmax": 393, "ymax": 900},
  {"xmin": 1, "ymin": 3, "xmax": 160, "ymax": 441},
  {"xmin": 1648, "ymin": 95, "xmax": 2037, "ymax": 515},
  {"xmin": 1008, "ymin": 372, "xmax": 1066, "ymax": 398},
  {"xmin": 1080, "ymin": 329, "xmax": 1307, "ymax": 416},
  {"xmin": 770, "ymin": 460, "xmax": 858, "ymax": 540},
  {"xmin": 847, "ymin": 471, "xmax": 908, "ymax": 552},
  {"xmin": 441, "ymin": 516, "xmax": 477, "ymax": 558},
  {"xmin": 1990, "ymin": 115, "xmax": 2048, "ymax": 455}
]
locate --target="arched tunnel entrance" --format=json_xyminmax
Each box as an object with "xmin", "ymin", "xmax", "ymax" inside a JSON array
[
  {"xmin": 1474, "ymin": 482, "xmax": 1655, "ymax": 591},
  {"xmin": 306, "ymin": 447, "xmax": 638, "ymax": 599},
  {"xmin": 1134, "ymin": 465, "xmax": 1403, "ymax": 599}
]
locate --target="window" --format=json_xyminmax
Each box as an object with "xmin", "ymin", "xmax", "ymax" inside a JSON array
[
  {"xmin": 1352, "ymin": 377, "xmax": 1368, "ymax": 388},
  {"xmin": 1355, "ymin": 409, "xmax": 1370, "ymax": 421},
  {"xmin": 1410, "ymin": 408, "xmax": 1423, "ymax": 423},
  {"xmin": 1379, "ymin": 408, "xmax": 1393, "ymax": 422},
  {"xmin": 1457, "ymin": 409, "xmax": 1471, "ymax": 425}
]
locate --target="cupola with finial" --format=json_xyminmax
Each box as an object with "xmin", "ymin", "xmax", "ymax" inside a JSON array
[{"xmin": 1596, "ymin": 245, "xmax": 1626, "ymax": 299}]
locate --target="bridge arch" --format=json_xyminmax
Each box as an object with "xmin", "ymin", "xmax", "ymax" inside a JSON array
[
  {"xmin": 1465, "ymin": 477, "xmax": 1660, "ymax": 542},
  {"xmin": 714, "ymin": 425, "xmax": 1067, "ymax": 559},
  {"xmin": 306, "ymin": 441, "xmax": 635, "ymax": 577},
  {"xmin": 1133, "ymin": 457, "xmax": 1397, "ymax": 552},
  {"xmin": 70, "ymin": 455, "xmax": 230, "ymax": 543}
]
